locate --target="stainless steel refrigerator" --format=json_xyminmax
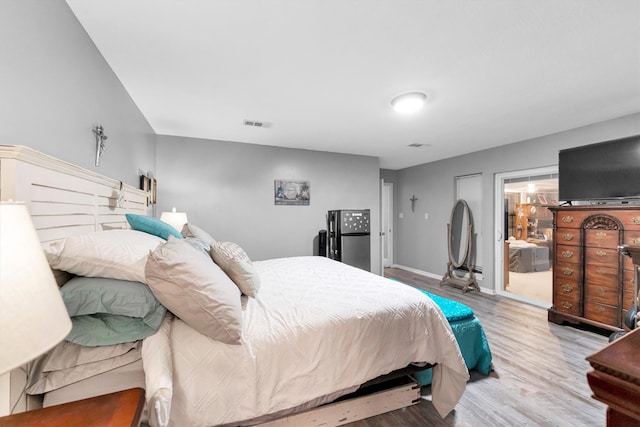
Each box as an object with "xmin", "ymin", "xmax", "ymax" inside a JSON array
[{"xmin": 327, "ymin": 209, "xmax": 370, "ymax": 271}]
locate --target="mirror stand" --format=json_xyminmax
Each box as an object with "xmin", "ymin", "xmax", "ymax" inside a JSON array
[{"xmin": 440, "ymin": 199, "xmax": 480, "ymax": 293}]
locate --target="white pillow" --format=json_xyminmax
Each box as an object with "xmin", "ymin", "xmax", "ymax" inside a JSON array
[
  {"xmin": 145, "ymin": 238, "xmax": 243, "ymax": 344},
  {"xmin": 26, "ymin": 341, "xmax": 141, "ymax": 394},
  {"xmin": 45, "ymin": 230, "xmax": 165, "ymax": 283}
]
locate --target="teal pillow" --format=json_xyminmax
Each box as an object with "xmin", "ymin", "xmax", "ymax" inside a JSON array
[
  {"xmin": 126, "ymin": 213, "xmax": 183, "ymax": 240},
  {"xmin": 61, "ymin": 276, "xmax": 167, "ymax": 346},
  {"xmin": 68, "ymin": 314, "xmax": 158, "ymax": 346}
]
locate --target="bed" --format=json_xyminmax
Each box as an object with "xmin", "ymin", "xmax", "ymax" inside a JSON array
[
  {"xmin": 0, "ymin": 145, "xmax": 469, "ymax": 426},
  {"xmin": 410, "ymin": 290, "xmax": 493, "ymax": 386},
  {"xmin": 508, "ymin": 239, "xmax": 550, "ymax": 273}
]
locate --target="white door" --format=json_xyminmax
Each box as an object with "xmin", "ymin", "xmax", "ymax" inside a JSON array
[{"xmin": 381, "ymin": 182, "xmax": 393, "ymax": 268}]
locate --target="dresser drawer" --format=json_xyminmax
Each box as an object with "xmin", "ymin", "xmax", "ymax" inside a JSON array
[
  {"xmin": 623, "ymin": 268, "xmax": 636, "ymax": 292},
  {"xmin": 584, "ymin": 301, "xmax": 619, "ymax": 326},
  {"xmin": 623, "ymin": 290, "xmax": 636, "ymax": 311},
  {"xmin": 555, "ymin": 261, "xmax": 580, "ymax": 280},
  {"xmin": 614, "ymin": 211, "xmax": 640, "ymax": 230},
  {"xmin": 585, "ymin": 282, "xmax": 620, "ymax": 306},
  {"xmin": 623, "ymin": 255, "xmax": 635, "ymax": 271},
  {"xmin": 623, "ymin": 269, "xmax": 637, "ymax": 309},
  {"xmin": 584, "ymin": 265, "xmax": 619, "ymax": 287},
  {"xmin": 555, "ymin": 228, "xmax": 581, "ymax": 246},
  {"xmin": 556, "ymin": 244, "xmax": 580, "ymax": 263},
  {"xmin": 584, "ymin": 246, "xmax": 619, "ymax": 267},
  {"xmin": 555, "ymin": 211, "xmax": 594, "ymax": 229},
  {"xmin": 624, "ymin": 230, "xmax": 640, "ymax": 246},
  {"xmin": 554, "ymin": 294, "xmax": 580, "ymax": 316},
  {"xmin": 584, "ymin": 229, "xmax": 620, "ymax": 249},
  {"xmin": 554, "ymin": 276, "xmax": 580, "ymax": 299}
]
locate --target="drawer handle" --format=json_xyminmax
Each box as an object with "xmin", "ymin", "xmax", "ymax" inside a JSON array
[
  {"xmin": 562, "ymin": 250, "xmax": 574, "ymax": 258},
  {"xmin": 561, "ymin": 216, "xmax": 574, "ymax": 223},
  {"xmin": 561, "ymin": 284, "xmax": 574, "ymax": 293},
  {"xmin": 561, "ymin": 301, "xmax": 573, "ymax": 309},
  {"xmin": 632, "ymin": 237, "xmax": 640, "ymax": 244},
  {"xmin": 597, "ymin": 287, "xmax": 606, "ymax": 295},
  {"xmin": 596, "ymin": 305, "xmax": 605, "ymax": 313},
  {"xmin": 595, "ymin": 231, "xmax": 607, "ymax": 237},
  {"xmin": 595, "ymin": 250, "xmax": 607, "ymax": 257},
  {"xmin": 562, "ymin": 234, "xmax": 574, "ymax": 241},
  {"xmin": 596, "ymin": 268, "xmax": 606, "ymax": 275},
  {"xmin": 562, "ymin": 267, "xmax": 574, "ymax": 275},
  {"xmin": 632, "ymin": 217, "xmax": 640, "ymax": 225}
]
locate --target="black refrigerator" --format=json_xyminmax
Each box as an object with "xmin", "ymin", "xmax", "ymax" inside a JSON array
[{"xmin": 327, "ymin": 209, "xmax": 370, "ymax": 271}]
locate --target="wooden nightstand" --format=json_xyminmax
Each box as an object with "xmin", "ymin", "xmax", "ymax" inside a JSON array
[{"xmin": 0, "ymin": 388, "xmax": 144, "ymax": 427}]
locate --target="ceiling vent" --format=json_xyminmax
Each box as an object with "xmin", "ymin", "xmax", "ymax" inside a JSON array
[{"xmin": 244, "ymin": 120, "xmax": 272, "ymax": 128}]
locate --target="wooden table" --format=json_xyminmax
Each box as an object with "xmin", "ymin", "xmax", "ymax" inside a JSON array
[
  {"xmin": 0, "ymin": 388, "xmax": 144, "ymax": 427},
  {"xmin": 587, "ymin": 328, "xmax": 640, "ymax": 426}
]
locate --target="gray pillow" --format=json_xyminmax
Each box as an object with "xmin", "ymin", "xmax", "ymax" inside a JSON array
[
  {"xmin": 145, "ymin": 237, "xmax": 243, "ymax": 344},
  {"xmin": 60, "ymin": 276, "xmax": 167, "ymax": 346},
  {"xmin": 181, "ymin": 223, "xmax": 216, "ymax": 246},
  {"xmin": 210, "ymin": 242, "xmax": 260, "ymax": 297}
]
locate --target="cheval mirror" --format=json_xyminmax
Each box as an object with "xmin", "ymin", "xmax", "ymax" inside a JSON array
[{"xmin": 441, "ymin": 199, "xmax": 480, "ymax": 293}]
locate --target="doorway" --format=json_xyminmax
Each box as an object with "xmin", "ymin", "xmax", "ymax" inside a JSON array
[{"xmin": 494, "ymin": 167, "xmax": 558, "ymax": 307}]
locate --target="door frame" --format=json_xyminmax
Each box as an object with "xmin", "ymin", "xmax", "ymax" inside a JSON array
[{"xmin": 493, "ymin": 165, "xmax": 557, "ymax": 306}]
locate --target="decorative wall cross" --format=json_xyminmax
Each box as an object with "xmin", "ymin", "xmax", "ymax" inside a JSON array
[
  {"xmin": 93, "ymin": 125, "xmax": 108, "ymax": 167},
  {"xmin": 410, "ymin": 195, "xmax": 418, "ymax": 212}
]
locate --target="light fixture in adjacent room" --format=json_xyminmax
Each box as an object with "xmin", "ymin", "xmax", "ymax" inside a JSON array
[
  {"xmin": 160, "ymin": 207, "xmax": 189, "ymax": 232},
  {"xmin": 0, "ymin": 202, "xmax": 72, "ymax": 375},
  {"xmin": 391, "ymin": 92, "xmax": 427, "ymax": 114}
]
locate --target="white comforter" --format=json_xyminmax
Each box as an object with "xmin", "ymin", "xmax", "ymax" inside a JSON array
[{"xmin": 142, "ymin": 256, "xmax": 468, "ymax": 426}]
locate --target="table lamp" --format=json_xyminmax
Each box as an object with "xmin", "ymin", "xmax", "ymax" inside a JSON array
[
  {"xmin": 0, "ymin": 202, "xmax": 72, "ymax": 376},
  {"xmin": 160, "ymin": 207, "xmax": 189, "ymax": 233}
]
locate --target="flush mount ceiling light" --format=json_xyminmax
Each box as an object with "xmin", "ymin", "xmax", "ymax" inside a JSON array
[{"xmin": 391, "ymin": 92, "xmax": 427, "ymax": 114}]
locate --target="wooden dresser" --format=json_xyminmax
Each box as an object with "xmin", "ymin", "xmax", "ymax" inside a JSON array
[
  {"xmin": 548, "ymin": 205, "xmax": 640, "ymax": 331},
  {"xmin": 587, "ymin": 328, "xmax": 640, "ymax": 425}
]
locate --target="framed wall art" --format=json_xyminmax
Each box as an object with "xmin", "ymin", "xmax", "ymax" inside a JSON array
[{"xmin": 274, "ymin": 180, "xmax": 310, "ymax": 206}]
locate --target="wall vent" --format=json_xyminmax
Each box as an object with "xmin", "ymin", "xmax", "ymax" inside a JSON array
[{"xmin": 244, "ymin": 120, "xmax": 272, "ymax": 128}]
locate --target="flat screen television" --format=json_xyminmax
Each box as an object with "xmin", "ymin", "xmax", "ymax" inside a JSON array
[{"xmin": 559, "ymin": 135, "xmax": 640, "ymax": 203}]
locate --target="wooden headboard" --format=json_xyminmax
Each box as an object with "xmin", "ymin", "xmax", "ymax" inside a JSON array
[
  {"xmin": 0, "ymin": 145, "xmax": 149, "ymax": 244},
  {"xmin": 0, "ymin": 145, "xmax": 150, "ymax": 416}
]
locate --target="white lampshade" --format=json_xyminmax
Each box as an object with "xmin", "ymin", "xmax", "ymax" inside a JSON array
[
  {"xmin": 160, "ymin": 207, "xmax": 189, "ymax": 233},
  {"xmin": 0, "ymin": 202, "xmax": 72, "ymax": 375},
  {"xmin": 391, "ymin": 92, "xmax": 427, "ymax": 114}
]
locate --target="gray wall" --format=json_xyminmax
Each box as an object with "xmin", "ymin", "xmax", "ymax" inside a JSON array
[
  {"xmin": 156, "ymin": 135, "xmax": 382, "ymax": 271},
  {"xmin": 391, "ymin": 113, "xmax": 640, "ymax": 291},
  {"xmin": 0, "ymin": 0, "xmax": 156, "ymax": 187}
]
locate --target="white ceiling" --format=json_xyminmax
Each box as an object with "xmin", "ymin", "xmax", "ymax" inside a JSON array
[{"xmin": 66, "ymin": 0, "xmax": 640, "ymax": 170}]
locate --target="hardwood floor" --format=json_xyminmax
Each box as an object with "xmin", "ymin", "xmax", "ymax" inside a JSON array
[{"xmin": 343, "ymin": 268, "xmax": 609, "ymax": 427}]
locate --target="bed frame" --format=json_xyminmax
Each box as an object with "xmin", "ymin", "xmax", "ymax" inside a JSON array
[
  {"xmin": 0, "ymin": 145, "xmax": 423, "ymax": 423},
  {"xmin": 0, "ymin": 145, "xmax": 148, "ymax": 415}
]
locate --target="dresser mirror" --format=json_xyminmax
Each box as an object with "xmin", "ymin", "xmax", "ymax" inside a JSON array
[{"xmin": 441, "ymin": 199, "xmax": 480, "ymax": 293}]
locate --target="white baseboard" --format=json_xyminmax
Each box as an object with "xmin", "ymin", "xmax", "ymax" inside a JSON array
[
  {"xmin": 389, "ymin": 264, "xmax": 495, "ymax": 295},
  {"xmin": 390, "ymin": 264, "xmax": 442, "ymax": 281}
]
